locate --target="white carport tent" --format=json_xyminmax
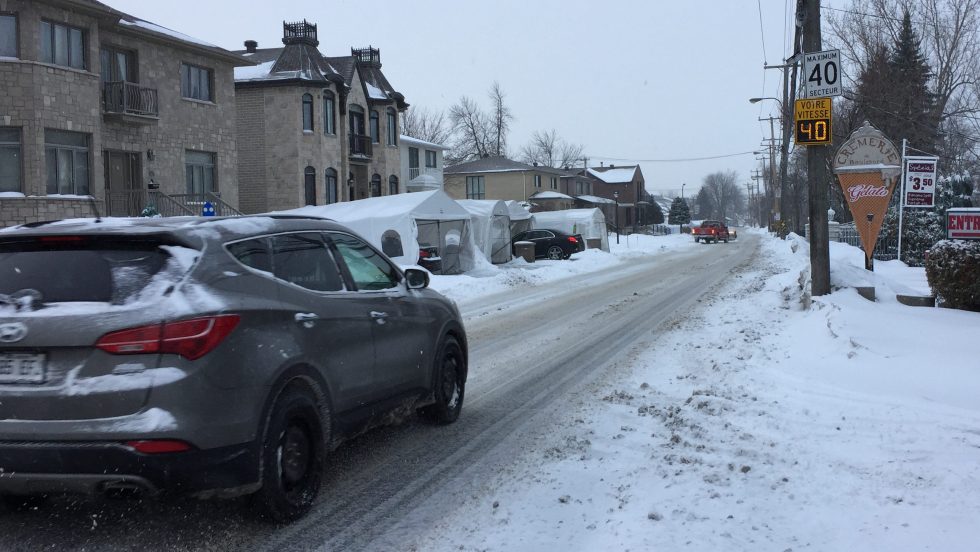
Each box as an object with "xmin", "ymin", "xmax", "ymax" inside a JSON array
[
  {"xmin": 531, "ymin": 208, "xmax": 610, "ymax": 252},
  {"xmin": 281, "ymin": 190, "xmax": 477, "ymax": 274},
  {"xmin": 504, "ymin": 200, "xmax": 534, "ymax": 238},
  {"xmin": 457, "ymin": 199, "xmax": 513, "ymax": 264}
]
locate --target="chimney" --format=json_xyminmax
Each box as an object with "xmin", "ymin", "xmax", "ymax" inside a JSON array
[
  {"xmin": 600, "ymin": 161, "xmax": 604, "ymax": 167},
  {"xmin": 610, "ymin": 164, "xmax": 615, "ymax": 168},
  {"xmin": 244, "ymin": 40, "xmax": 258, "ymax": 53}
]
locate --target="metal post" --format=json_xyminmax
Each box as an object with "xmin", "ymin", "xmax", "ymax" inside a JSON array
[
  {"xmin": 897, "ymin": 138, "xmax": 907, "ymax": 263},
  {"xmin": 614, "ymin": 191, "xmax": 620, "ymax": 244}
]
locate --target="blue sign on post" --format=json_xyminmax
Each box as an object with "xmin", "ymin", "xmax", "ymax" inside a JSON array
[{"xmin": 202, "ymin": 201, "xmax": 216, "ymax": 217}]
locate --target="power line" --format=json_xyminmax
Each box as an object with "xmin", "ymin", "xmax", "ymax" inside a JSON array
[
  {"xmin": 757, "ymin": 0, "xmax": 770, "ymax": 65},
  {"xmin": 586, "ymin": 151, "xmax": 761, "ymax": 163}
]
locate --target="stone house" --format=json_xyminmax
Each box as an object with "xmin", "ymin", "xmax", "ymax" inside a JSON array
[
  {"xmin": 443, "ymin": 156, "xmax": 566, "ymax": 203},
  {"xmin": 233, "ymin": 21, "xmax": 407, "ymax": 213},
  {"xmin": 0, "ymin": 0, "xmax": 250, "ymax": 227}
]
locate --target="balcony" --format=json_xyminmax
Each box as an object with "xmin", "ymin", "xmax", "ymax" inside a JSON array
[
  {"xmin": 102, "ymin": 81, "xmax": 159, "ymax": 123},
  {"xmin": 408, "ymin": 166, "xmax": 441, "ymax": 181},
  {"xmin": 349, "ymin": 133, "xmax": 372, "ymax": 160}
]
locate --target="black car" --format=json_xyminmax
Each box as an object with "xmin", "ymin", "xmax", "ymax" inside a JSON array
[{"xmin": 512, "ymin": 229, "xmax": 586, "ymax": 260}]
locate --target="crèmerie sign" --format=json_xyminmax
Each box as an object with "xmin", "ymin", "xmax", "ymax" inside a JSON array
[{"xmin": 947, "ymin": 208, "xmax": 980, "ymax": 240}]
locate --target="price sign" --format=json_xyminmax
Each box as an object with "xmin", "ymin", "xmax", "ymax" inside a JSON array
[
  {"xmin": 903, "ymin": 156, "xmax": 938, "ymax": 208},
  {"xmin": 794, "ymin": 98, "xmax": 832, "ymax": 145}
]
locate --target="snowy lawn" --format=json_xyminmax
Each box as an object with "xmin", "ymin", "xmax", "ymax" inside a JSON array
[{"xmin": 415, "ymin": 230, "xmax": 980, "ymax": 551}]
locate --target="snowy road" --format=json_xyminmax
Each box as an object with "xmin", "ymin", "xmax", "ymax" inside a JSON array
[{"xmin": 0, "ymin": 235, "xmax": 758, "ymax": 551}]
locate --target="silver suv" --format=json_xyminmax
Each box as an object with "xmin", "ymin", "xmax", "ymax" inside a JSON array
[{"xmin": 0, "ymin": 215, "xmax": 467, "ymax": 522}]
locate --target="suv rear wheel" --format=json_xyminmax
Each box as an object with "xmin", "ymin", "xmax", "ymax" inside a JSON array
[
  {"xmin": 547, "ymin": 246, "xmax": 564, "ymax": 260},
  {"xmin": 254, "ymin": 384, "xmax": 326, "ymax": 523}
]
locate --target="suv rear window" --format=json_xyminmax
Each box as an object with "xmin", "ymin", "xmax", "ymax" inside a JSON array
[{"xmin": 0, "ymin": 239, "xmax": 170, "ymax": 305}]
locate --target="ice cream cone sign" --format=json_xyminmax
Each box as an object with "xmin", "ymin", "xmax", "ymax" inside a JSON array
[{"xmin": 833, "ymin": 122, "xmax": 901, "ymax": 269}]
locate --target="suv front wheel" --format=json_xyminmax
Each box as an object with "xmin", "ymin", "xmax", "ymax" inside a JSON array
[{"xmin": 420, "ymin": 336, "xmax": 465, "ymax": 424}]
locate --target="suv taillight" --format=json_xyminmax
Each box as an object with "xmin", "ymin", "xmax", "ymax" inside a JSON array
[
  {"xmin": 96, "ymin": 315, "xmax": 240, "ymax": 360},
  {"xmin": 568, "ymin": 236, "xmax": 578, "ymax": 243}
]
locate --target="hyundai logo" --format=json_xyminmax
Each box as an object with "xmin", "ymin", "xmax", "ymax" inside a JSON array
[{"xmin": 0, "ymin": 322, "xmax": 28, "ymax": 343}]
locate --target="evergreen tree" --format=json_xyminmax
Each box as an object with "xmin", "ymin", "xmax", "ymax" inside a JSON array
[
  {"xmin": 667, "ymin": 197, "xmax": 691, "ymax": 225},
  {"xmin": 888, "ymin": 10, "xmax": 938, "ymax": 151}
]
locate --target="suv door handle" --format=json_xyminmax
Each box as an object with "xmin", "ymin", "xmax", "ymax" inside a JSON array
[{"xmin": 294, "ymin": 312, "xmax": 319, "ymax": 322}]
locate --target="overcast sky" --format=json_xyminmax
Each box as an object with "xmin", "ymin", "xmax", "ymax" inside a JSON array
[{"xmin": 107, "ymin": 0, "xmax": 827, "ymax": 197}]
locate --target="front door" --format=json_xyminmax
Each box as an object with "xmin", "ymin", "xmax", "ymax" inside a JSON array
[{"xmin": 104, "ymin": 150, "xmax": 142, "ymax": 216}]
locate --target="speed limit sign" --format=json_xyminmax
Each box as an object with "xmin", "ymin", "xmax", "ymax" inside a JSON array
[{"xmin": 802, "ymin": 49, "xmax": 842, "ymax": 98}]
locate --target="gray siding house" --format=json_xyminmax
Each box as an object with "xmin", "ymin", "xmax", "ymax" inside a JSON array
[{"xmin": 0, "ymin": 0, "xmax": 251, "ymax": 227}]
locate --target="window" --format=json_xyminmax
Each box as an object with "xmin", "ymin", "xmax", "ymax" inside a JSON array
[
  {"xmin": 185, "ymin": 150, "xmax": 216, "ymax": 196},
  {"xmin": 386, "ymin": 108, "xmax": 397, "ymax": 146},
  {"xmin": 381, "ymin": 230, "xmax": 403, "ymax": 258},
  {"xmin": 271, "ymin": 233, "xmax": 344, "ymax": 292},
  {"xmin": 348, "ymin": 172, "xmax": 355, "ymax": 201},
  {"xmin": 302, "ymin": 93, "xmax": 314, "ymax": 132},
  {"xmin": 466, "ymin": 176, "xmax": 485, "ymax": 199},
  {"xmin": 0, "ymin": 127, "xmax": 21, "ymax": 193},
  {"xmin": 44, "ymin": 129, "xmax": 89, "ymax": 195},
  {"xmin": 369, "ymin": 110, "xmax": 380, "ymax": 143},
  {"xmin": 325, "ymin": 168, "xmax": 338, "ymax": 204},
  {"xmin": 329, "ymin": 233, "xmax": 400, "ymax": 291},
  {"xmin": 534, "ymin": 174, "xmax": 542, "ymax": 188},
  {"xmin": 388, "ymin": 175, "xmax": 398, "ymax": 196},
  {"xmin": 323, "ymin": 91, "xmax": 335, "ymax": 134},
  {"xmin": 408, "ymin": 147, "xmax": 419, "ymax": 178},
  {"xmin": 227, "ymin": 238, "xmax": 272, "ymax": 274},
  {"xmin": 304, "ymin": 166, "xmax": 316, "ymax": 205},
  {"xmin": 425, "ymin": 150, "xmax": 437, "ymax": 168},
  {"xmin": 40, "ymin": 21, "xmax": 85, "ymax": 69},
  {"xmin": 1, "ymin": 14, "xmax": 17, "ymax": 58},
  {"xmin": 181, "ymin": 63, "xmax": 212, "ymax": 101},
  {"xmin": 370, "ymin": 173, "xmax": 382, "ymax": 197},
  {"xmin": 100, "ymin": 46, "xmax": 135, "ymax": 83},
  {"xmin": 551, "ymin": 176, "xmax": 558, "ymax": 190}
]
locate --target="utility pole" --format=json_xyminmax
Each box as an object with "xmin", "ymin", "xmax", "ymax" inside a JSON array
[
  {"xmin": 760, "ymin": 116, "xmax": 780, "ymax": 230},
  {"xmin": 802, "ymin": 0, "xmax": 830, "ymax": 296}
]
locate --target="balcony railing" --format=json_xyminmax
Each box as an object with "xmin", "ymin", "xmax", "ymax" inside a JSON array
[
  {"xmin": 349, "ymin": 134, "xmax": 373, "ymax": 158},
  {"xmin": 408, "ymin": 166, "xmax": 441, "ymax": 181},
  {"xmin": 102, "ymin": 81, "xmax": 159, "ymax": 118}
]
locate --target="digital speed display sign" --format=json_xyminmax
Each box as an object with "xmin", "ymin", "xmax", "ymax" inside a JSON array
[{"xmin": 794, "ymin": 97, "xmax": 833, "ymax": 145}]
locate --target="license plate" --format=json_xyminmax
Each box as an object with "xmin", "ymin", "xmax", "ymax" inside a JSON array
[{"xmin": 0, "ymin": 353, "xmax": 47, "ymax": 384}]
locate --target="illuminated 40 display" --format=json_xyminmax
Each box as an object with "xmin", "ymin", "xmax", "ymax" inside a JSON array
[{"xmin": 794, "ymin": 98, "xmax": 833, "ymax": 145}]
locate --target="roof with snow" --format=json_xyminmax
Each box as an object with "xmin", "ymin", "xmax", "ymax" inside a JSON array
[
  {"xmin": 400, "ymin": 135, "xmax": 449, "ymax": 150},
  {"xmin": 530, "ymin": 191, "xmax": 574, "ymax": 200},
  {"xmin": 576, "ymin": 194, "xmax": 616, "ymax": 205},
  {"xmin": 587, "ymin": 166, "xmax": 639, "ymax": 184},
  {"xmin": 445, "ymin": 157, "xmax": 566, "ymax": 176},
  {"xmin": 63, "ymin": 0, "xmax": 252, "ymax": 66}
]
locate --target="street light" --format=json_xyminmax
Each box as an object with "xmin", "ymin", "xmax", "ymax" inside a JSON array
[
  {"xmin": 749, "ymin": 97, "xmax": 783, "ymax": 109},
  {"xmin": 613, "ymin": 190, "xmax": 620, "ymax": 245}
]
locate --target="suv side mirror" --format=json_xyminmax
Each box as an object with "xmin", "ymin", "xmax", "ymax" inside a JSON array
[{"xmin": 405, "ymin": 268, "xmax": 430, "ymax": 290}]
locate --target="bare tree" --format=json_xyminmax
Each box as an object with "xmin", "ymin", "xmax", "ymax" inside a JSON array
[
  {"xmin": 448, "ymin": 96, "xmax": 491, "ymax": 164},
  {"xmin": 488, "ymin": 81, "xmax": 512, "ymax": 157},
  {"xmin": 698, "ymin": 170, "xmax": 746, "ymax": 223},
  {"xmin": 827, "ymin": 0, "xmax": 980, "ymax": 170},
  {"xmin": 401, "ymin": 106, "xmax": 451, "ymax": 145},
  {"xmin": 519, "ymin": 129, "xmax": 585, "ymax": 168},
  {"xmin": 447, "ymin": 82, "xmax": 515, "ymax": 165}
]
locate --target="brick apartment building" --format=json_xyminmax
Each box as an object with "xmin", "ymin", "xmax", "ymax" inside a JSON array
[{"xmin": 0, "ymin": 0, "xmax": 251, "ymax": 227}]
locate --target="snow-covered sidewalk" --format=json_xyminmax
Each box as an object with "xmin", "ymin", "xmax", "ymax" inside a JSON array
[{"xmin": 418, "ymin": 231, "xmax": 980, "ymax": 551}]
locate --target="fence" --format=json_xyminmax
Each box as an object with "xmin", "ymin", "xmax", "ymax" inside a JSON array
[{"xmin": 835, "ymin": 222, "xmax": 898, "ymax": 261}]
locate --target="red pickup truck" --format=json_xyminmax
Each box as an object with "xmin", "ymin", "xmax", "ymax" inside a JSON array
[{"xmin": 692, "ymin": 220, "xmax": 734, "ymax": 243}]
